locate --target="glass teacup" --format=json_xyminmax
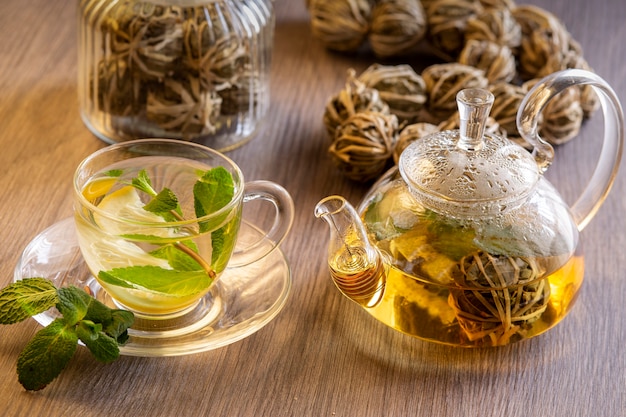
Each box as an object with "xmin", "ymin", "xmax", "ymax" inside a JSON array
[{"xmin": 73, "ymin": 139, "xmax": 293, "ymax": 319}]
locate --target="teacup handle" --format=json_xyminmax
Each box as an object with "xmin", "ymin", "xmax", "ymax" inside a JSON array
[
  {"xmin": 228, "ymin": 180, "xmax": 295, "ymax": 268},
  {"xmin": 517, "ymin": 68, "xmax": 625, "ymax": 231}
]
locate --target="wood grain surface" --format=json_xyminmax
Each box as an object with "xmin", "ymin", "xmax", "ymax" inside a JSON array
[{"xmin": 0, "ymin": 0, "xmax": 625, "ymax": 416}]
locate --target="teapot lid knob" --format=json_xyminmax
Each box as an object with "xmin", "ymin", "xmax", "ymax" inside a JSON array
[
  {"xmin": 399, "ymin": 88, "xmax": 540, "ymax": 217},
  {"xmin": 456, "ymin": 88, "xmax": 494, "ymax": 151}
]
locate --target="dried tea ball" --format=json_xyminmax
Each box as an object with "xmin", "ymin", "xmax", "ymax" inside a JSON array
[
  {"xmin": 465, "ymin": 7, "xmax": 522, "ymax": 50},
  {"xmin": 309, "ymin": 0, "xmax": 372, "ymax": 52},
  {"xmin": 329, "ymin": 111, "xmax": 398, "ymax": 182},
  {"xmin": 219, "ymin": 77, "xmax": 258, "ymax": 116},
  {"xmin": 393, "ymin": 122, "xmax": 439, "ymax": 163},
  {"xmin": 578, "ymin": 79, "xmax": 600, "ymax": 119},
  {"xmin": 478, "ymin": 0, "xmax": 516, "ymax": 10},
  {"xmin": 106, "ymin": 5, "xmax": 183, "ymax": 81},
  {"xmin": 182, "ymin": 9, "xmax": 250, "ymax": 88},
  {"xmin": 426, "ymin": 0, "xmax": 484, "ymax": 59},
  {"xmin": 147, "ymin": 76, "xmax": 223, "ymax": 139},
  {"xmin": 368, "ymin": 0, "xmax": 427, "ymax": 58},
  {"xmin": 449, "ymin": 252, "xmax": 548, "ymax": 346},
  {"xmin": 458, "ymin": 40, "xmax": 516, "ymax": 84},
  {"xmin": 488, "ymin": 82, "xmax": 528, "ymax": 147},
  {"xmin": 94, "ymin": 59, "xmax": 144, "ymax": 117},
  {"xmin": 358, "ymin": 63, "xmax": 427, "ymax": 124},
  {"xmin": 420, "ymin": 0, "xmax": 438, "ymax": 11},
  {"xmin": 323, "ymin": 69, "xmax": 390, "ymax": 140},
  {"xmin": 513, "ymin": 5, "xmax": 571, "ymax": 80},
  {"xmin": 522, "ymin": 78, "xmax": 584, "ymax": 145},
  {"xmin": 560, "ymin": 42, "xmax": 600, "ymax": 118},
  {"xmin": 422, "ymin": 63, "xmax": 489, "ymax": 121}
]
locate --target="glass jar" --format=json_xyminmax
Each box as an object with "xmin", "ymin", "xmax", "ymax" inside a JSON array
[{"xmin": 77, "ymin": 0, "xmax": 274, "ymax": 151}]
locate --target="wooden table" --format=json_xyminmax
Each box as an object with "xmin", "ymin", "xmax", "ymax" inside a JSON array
[{"xmin": 1, "ymin": 0, "xmax": 625, "ymax": 415}]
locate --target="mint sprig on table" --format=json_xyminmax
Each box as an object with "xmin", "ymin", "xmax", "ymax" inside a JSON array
[
  {"xmin": 98, "ymin": 166, "xmax": 235, "ymax": 297},
  {"xmin": 0, "ymin": 278, "xmax": 134, "ymax": 391}
]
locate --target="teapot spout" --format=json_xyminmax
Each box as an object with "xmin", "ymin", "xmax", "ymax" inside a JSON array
[{"xmin": 314, "ymin": 196, "xmax": 386, "ymax": 307}]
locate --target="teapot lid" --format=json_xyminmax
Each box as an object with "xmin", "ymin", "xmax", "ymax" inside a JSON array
[{"xmin": 399, "ymin": 89, "xmax": 540, "ymax": 217}]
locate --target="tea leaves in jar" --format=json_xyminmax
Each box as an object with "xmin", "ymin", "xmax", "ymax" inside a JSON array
[{"xmin": 78, "ymin": 0, "xmax": 273, "ymax": 151}]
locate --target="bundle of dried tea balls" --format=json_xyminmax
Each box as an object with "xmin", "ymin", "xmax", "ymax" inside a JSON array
[
  {"xmin": 324, "ymin": 68, "xmax": 399, "ymax": 181},
  {"xmin": 308, "ymin": 0, "xmax": 428, "ymax": 58},
  {"xmin": 313, "ymin": 0, "xmax": 600, "ymax": 182}
]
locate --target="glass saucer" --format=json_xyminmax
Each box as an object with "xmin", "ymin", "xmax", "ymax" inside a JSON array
[{"xmin": 13, "ymin": 218, "xmax": 291, "ymax": 357}]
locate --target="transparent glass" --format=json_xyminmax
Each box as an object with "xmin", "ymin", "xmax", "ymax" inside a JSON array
[
  {"xmin": 77, "ymin": 0, "xmax": 274, "ymax": 151},
  {"xmin": 353, "ymin": 169, "xmax": 580, "ymax": 347},
  {"xmin": 73, "ymin": 139, "xmax": 294, "ymax": 319},
  {"xmin": 517, "ymin": 68, "xmax": 625, "ymax": 230},
  {"xmin": 15, "ymin": 217, "xmax": 291, "ymax": 356},
  {"xmin": 315, "ymin": 196, "xmax": 386, "ymax": 308}
]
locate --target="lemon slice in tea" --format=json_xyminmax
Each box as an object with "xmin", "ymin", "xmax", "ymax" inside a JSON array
[{"xmin": 93, "ymin": 185, "xmax": 177, "ymax": 237}]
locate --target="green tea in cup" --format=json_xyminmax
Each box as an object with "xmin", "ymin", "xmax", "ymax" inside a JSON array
[{"xmin": 73, "ymin": 139, "xmax": 293, "ymax": 318}]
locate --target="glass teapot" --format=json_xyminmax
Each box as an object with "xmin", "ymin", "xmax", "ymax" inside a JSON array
[{"xmin": 315, "ymin": 69, "xmax": 624, "ymax": 347}]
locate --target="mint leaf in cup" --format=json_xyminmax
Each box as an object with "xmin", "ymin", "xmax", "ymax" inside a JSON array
[
  {"xmin": 194, "ymin": 166, "xmax": 235, "ymax": 233},
  {"xmin": 98, "ymin": 266, "xmax": 213, "ymax": 297},
  {"xmin": 143, "ymin": 187, "xmax": 183, "ymax": 222}
]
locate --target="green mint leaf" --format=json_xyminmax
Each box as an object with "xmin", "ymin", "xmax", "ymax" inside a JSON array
[
  {"xmin": 211, "ymin": 221, "xmax": 238, "ymax": 273},
  {"xmin": 79, "ymin": 293, "xmax": 134, "ymax": 343},
  {"xmin": 78, "ymin": 318, "xmax": 103, "ymax": 334},
  {"xmin": 76, "ymin": 320, "xmax": 120, "ymax": 363},
  {"xmin": 83, "ymin": 295, "xmax": 113, "ymax": 325},
  {"xmin": 212, "ymin": 228, "xmax": 225, "ymax": 266},
  {"xmin": 0, "ymin": 278, "xmax": 58, "ymax": 324},
  {"xmin": 150, "ymin": 241, "xmax": 203, "ymax": 271},
  {"xmin": 119, "ymin": 233, "xmax": 180, "ymax": 244},
  {"xmin": 105, "ymin": 310, "xmax": 134, "ymax": 343},
  {"xmin": 210, "ymin": 218, "xmax": 239, "ymax": 274},
  {"xmin": 58, "ymin": 286, "xmax": 135, "ymax": 340},
  {"xmin": 56, "ymin": 286, "xmax": 91, "ymax": 326},
  {"xmin": 83, "ymin": 296, "xmax": 133, "ymax": 340},
  {"xmin": 16, "ymin": 318, "xmax": 78, "ymax": 391},
  {"xmin": 98, "ymin": 266, "xmax": 212, "ymax": 297},
  {"xmin": 194, "ymin": 167, "xmax": 235, "ymax": 233},
  {"xmin": 115, "ymin": 329, "xmax": 130, "ymax": 346},
  {"xmin": 96, "ymin": 271, "xmax": 135, "ymax": 289},
  {"xmin": 426, "ymin": 211, "xmax": 477, "ymax": 261},
  {"xmin": 103, "ymin": 169, "xmax": 123, "ymax": 177},
  {"xmin": 143, "ymin": 188, "xmax": 180, "ymax": 214},
  {"xmin": 193, "ymin": 167, "xmax": 236, "ymax": 269},
  {"xmin": 131, "ymin": 169, "xmax": 157, "ymax": 197},
  {"xmin": 1, "ymin": 282, "xmax": 133, "ymax": 391}
]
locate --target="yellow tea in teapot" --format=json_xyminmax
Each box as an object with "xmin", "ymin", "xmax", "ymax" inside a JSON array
[
  {"xmin": 317, "ymin": 186, "xmax": 584, "ymax": 347},
  {"xmin": 358, "ymin": 251, "xmax": 583, "ymax": 347},
  {"xmin": 328, "ymin": 247, "xmax": 387, "ymax": 308},
  {"xmin": 354, "ymin": 180, "xmax": 582, "ymax": 347}
]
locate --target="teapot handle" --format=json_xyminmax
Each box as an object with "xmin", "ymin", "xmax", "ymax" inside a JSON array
[{"xmin": 517, "ymin": 69, "xmax": 625, "ymax": 231}]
